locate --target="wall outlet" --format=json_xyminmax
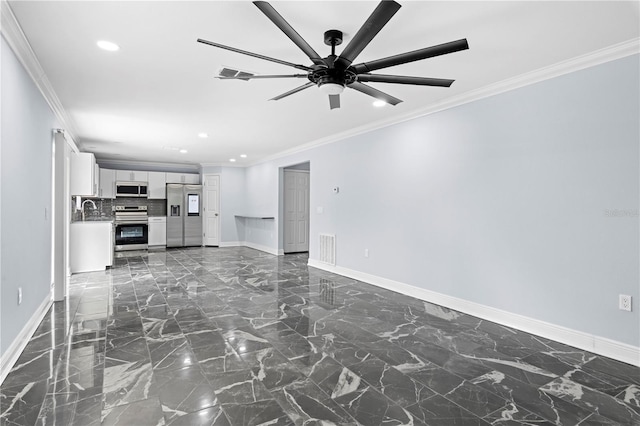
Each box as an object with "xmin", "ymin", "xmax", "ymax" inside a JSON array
[
  {"xmin": 619, "ymin": 294, "xmax": 632, "ymax": 312},
  {"xmin": 18, "ymin": 287, "xmax": 22, "ymax": 305},
  {"xmin": 364, "ymin": 248, "xmax": 369, "ymax": 258}
]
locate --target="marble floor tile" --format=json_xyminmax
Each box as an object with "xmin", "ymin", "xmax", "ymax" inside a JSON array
[
  {"xmin": 153, "ymin": 365, "xmax": 219, "ymax": 422},
  {"xmin": 1, "ymin": 247, "xmax": 638, "ymax": 425},
  {"xmin": 37, "ymin": 392, "xmax": 79, "ymax": 425},
  {"xmin": 221, "ymin": 399, "xmax": 293, "ymax": 426},
  {"xmin": 101, "ymin": 396, "xmax": 164, "ymax": 426},
  {"xmin": 0, "ymin": 380, "xmax": 49, "ymax": 426},
  {"xmin": 271, "ymin": 378, "xmax": 356, "ymax": 425}
]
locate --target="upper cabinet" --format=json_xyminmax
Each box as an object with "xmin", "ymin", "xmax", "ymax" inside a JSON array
[
  {"xmin": 99, "ymin": 168, "xmax": 116, "ymax": 199},
  {"xmin": 148, "ymin": 171, "xmax": 166, "ymax": 199},
  {"xmin": 115, "ymin": 170, "xmax": 148, "ymax": 182},
  {"xmin": 70, "ymin": 152, "xmax": 98, "ymax": 196},
  {"xmin": 166, "ymin": 172, "xmax": 200, "ymax": 184},
  {"xmin": 92, "ymin": 168, "xmax": 199, "ymax": 199}
]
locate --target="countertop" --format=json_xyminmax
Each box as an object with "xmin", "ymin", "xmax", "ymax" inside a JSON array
[{"xmin": 71, "ymin": 219, "xmax": 114, "ymax": 224}]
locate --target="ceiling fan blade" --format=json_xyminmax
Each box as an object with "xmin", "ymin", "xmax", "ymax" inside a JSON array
[
  {"xmin": 253, "ymin": 1, "xmax": 326, "ymax": 67},
  {"xmin": 270, "ymin": 82, "xmax": 315, "ymax": 101},
  {"xmin": 329, "ymin": 94, "xmax": 340, "ymax": 110},
  {"xmin": 334, "ymin": 0, "xmax": 401, "ymax": 70},
  {"xmin": 197, "ymin": 38, "xmax": 312, "ymax": 72},
  {"xmin": 351, "ymin": 39, "xmax": 469, "ymax": 74},
  {"xmin": 217, "ymin": 74, "xmax": 308, "ymax": 80},
  {"xmin": 357, "ymin": 74, "xmax": 454, "ymax": 87},
  {"xmin": 348, "ymin": 81, "xmax": 402, "ymax": 105}
]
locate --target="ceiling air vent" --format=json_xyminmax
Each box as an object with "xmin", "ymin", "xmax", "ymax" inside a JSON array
[{"xmin": 217, "ymin": 67, "xmax": 254, "ymax": 81}]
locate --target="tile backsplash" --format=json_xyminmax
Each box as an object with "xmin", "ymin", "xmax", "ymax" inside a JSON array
[{"xmin": 72, "ymin": 197, "xmax": 167, "ymax": 221}]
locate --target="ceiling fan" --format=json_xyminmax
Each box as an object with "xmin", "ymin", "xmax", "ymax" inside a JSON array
[{"xmin": 197, "ymin": 0, "xmax": 468, "ymax": 110}]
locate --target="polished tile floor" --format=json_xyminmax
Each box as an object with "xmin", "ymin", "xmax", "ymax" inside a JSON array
[{"xmin": 1, "ymin": 247, "xmax": 639, "ymax": 425}]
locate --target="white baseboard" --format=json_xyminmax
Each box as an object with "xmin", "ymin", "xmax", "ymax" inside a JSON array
[
  {"xmin": 220, "ymin": 241, "xmax": 282, "ymax": 256},
  {"xmin": 242, "ymin": 241, "xmax": 280, "ymax": 256},
  {"xmin": 0, "ymin": 292, "xmax": 53, "ymax": 385},
  {"xmin": 307, "ymin": 260, "xmax": 640, "ymax": 367},
  {"xmin": 219, "ymin": 241, "xmax": 242, "ymax": 248}
]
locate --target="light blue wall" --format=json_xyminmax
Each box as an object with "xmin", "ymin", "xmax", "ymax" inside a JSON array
[
  {"xmin": 1, "ymin": 36, "xmax": 59, "ymax": 355},
  {"xmin": 220, "ymin": 167, "xmax": 246, "ymax": 243},
  {"xmin": 285, "ymin": 162, "xmax": 310, "ymax": 171},
  {"xmin": 243, "ymin": 163, "xmax": 280, "ymax": 248},
  {"xmin": 241, "ymin": 55, "xmax": 639, "ymax": 346}
]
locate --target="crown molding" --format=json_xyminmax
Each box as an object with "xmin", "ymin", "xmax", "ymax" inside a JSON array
[
  {"xmin": 248, "ymin": 37, "xmax": 640, "ymax": 168},
  {"xmin": 1, "ymin": 0, "xmax": 81, "ymax": 151},
  {"xmin": 200, "ymin": 162, "xmax": 246, "ymax": 169},
  {"xmin": 97, "ymin": 158, "xmax": 201, "ymax": 173}
]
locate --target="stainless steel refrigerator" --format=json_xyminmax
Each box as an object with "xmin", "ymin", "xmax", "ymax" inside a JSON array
[{"xmin": 166, "ymin": 184, "xmax": 203, "ymax": 247}]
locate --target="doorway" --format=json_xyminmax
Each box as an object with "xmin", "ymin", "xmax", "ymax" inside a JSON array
[
  {"xmin": 283, "ymin": 164, "xmax": 310, "ymax": 254},
  {"xmin": 203, "ymin": 174, "xmax": 220, "ymax": 246}
]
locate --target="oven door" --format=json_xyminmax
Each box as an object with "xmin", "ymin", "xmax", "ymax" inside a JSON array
[{"xmin": 114, "ymin": 222, "xmax": 148, "ymax": 251}]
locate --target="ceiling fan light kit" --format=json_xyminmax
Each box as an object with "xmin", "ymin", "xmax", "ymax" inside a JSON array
[
  {"xmin": 198, "ymin": 0, "xmax": 468, "ymax": 110},
  {"xmin": 318, "ymin": 83, "xmax": 344, "ymax": 95}
]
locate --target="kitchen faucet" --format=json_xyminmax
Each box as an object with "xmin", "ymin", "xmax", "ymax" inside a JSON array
[{"xmin": 81, "ymin": 199, "xmax": 97, "ymax": 221}]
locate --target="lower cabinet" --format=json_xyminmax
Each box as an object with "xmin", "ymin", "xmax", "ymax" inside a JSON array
[
  {"xmin": 70, "ymin": 221, "xmax": 113, "ymax": 273},
  {"xmin": 149, "ymin": 216, "xmax": 167, "ymax": 246}
]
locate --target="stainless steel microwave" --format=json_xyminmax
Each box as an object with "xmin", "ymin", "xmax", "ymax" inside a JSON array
[{"xmin": 115, "ymin": 182, "xmax": 148, "ymax": 198}]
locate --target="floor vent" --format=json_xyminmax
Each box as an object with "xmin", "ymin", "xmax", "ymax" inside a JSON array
[{"xmin": 319, "ymin": 234, "xmax": 336, "ymax": 266}]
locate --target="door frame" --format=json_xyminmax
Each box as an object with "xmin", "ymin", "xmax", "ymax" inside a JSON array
[
  {"xmin": 203, "ymin": 173, "xmax": 221, "ymax": 247},
  {"xmin": 53, "ymin": 130, "xmax": 72, "ymax": 301}
]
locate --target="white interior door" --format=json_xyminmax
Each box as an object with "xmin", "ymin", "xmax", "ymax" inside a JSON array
[
  {"xmin": 204, "ymin": 174, "xmax": 220, "ymax": 246},
  {"xmin": 284, "ymin": 170, "xmax": 309, "ymax": 253}
]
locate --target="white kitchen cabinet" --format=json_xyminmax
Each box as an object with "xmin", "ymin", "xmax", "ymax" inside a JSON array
[
  {"xmin": 116, "ymin": 170, "xmax": 148, "ymax": 182},
  {"xmin": 70, "ymin": 152, "xmax": 97, "ymax": 196},
  {"xmin": 99, "ymin": 168, "xmax": 116, "ymax": 198},
  {"xmin": 148, "ymin": 216, "xmax": 167, "ymax": 246},
  {"xmin": 166, "ymin": 172, "xmax": 200, "ymax": 184},
  {"xmin": 148, "ymin": 171, "xmax": 166, "ymax": 199},
  {"xmin": 184, "ymin": 173, "xmax": 200, "ymax": 184},
  {"xmin": 70, "ymin": 221, "xmax": 113, "ymax": 273}
]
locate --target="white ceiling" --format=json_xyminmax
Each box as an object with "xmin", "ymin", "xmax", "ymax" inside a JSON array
[{"xmin": 8, "ymin": 1, "xmax": 640, "ymax": 167}]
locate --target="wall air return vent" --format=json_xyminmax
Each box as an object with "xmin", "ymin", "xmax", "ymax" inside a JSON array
[
  {"xmin": 217, "ymin": 67, "xmax": 254, "ymax": 81},
  {"xmin": 319, "ymin": 234, "xmax": 336, "ymax": 266}
]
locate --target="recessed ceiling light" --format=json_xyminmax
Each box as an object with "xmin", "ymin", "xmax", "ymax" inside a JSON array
[
  {"xmin": 198, "ymin": 132, "xmax": 208, "ymax": 138},
  {"xmin": 96, "ymin": 40, "xmax": 119, "ymax": 51},
  {"xmin": 229, "ymin": 158, "xmax": 236, "ymax": 162},
  {"xmin": 373, "ymin": 100, "xmax": 386, "ymax": 107},
  {"xmin": 240, "ymin": 154, "xmax": 247, "ymax": 158},
  {"xmin": 179, "ymin": 149, "xmax": 188, "ymax": 154}
]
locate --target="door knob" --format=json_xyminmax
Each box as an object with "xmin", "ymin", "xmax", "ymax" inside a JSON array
[{"xmin": 215, "ymin": 213, "xmax": 218, "ymax": 216}]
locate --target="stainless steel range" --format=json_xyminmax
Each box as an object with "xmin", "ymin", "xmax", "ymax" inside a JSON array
[{"xmin": 114, "ymin": 205, "xmax": 148, "ymax": 251}]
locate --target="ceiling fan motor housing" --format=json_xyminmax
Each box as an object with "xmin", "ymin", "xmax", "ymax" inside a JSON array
[{"xmin": 310, "ymin": 66, "xmax": 357, "ymax": 88}]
